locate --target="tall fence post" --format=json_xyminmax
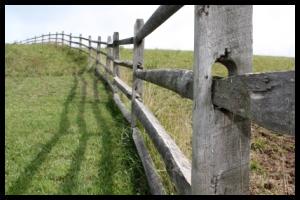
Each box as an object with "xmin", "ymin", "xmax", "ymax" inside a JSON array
[
  {"xmin": 106, "ymin": 36, "xmax": 112, "ymax": 80},
  {"xmin": 88, "ymin": 35, "xmax": 92, "ymax": 67},
  {"xmin": 41, "ymin": 34, "xmax": 44, "ymax": 45},
  {"xmin": 79, "ymin": 34, "xmax": 82, "ymax": 51},
  {"xmin": 131, "ymin": 19, "xmax": 145, "ymax": 128},
  {"xmin": 34, "ymin": 36, "xmax": 37, "ymax": 44},
  {"xmin": 62, "ymin": 31, "xmax": 64, "ymax": 46},
  {"xmin": 69, "ymin": 33, "xmax": 72, "ymax": 48},
  {"xmin": 192, "ymin": 5, "xmax": 253, "ymax": 194},
  {"xmin": 48, "ymin": 32, "xmax": 51, "ymax": 43},
  {"xmin": 55, "ymin": 32, "xmax": 58, "ymax": 46},
  {"xmin": 113, "ymin": 32, "xmax": 120, "ymax": 77},
  {"xmin": 96, "ymin": 36, "xmax": 101, "ymax": 70}
]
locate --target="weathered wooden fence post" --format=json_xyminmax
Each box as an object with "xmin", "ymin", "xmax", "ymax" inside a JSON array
[
  {"xmin": 79, "ymin": 34, "xmax": 82, "ymax": 50},
  {"xmin": 48, "ymin": 32, "xmax": 51, "ymax": 43},
  {"xmin": 62, "ymin": 31, "xmax": 64, "ymax": 46},
  {"xmin": 55, "ymin": 32, "xmax": 58, "ymax": 46},
  {"xmin": 88, "ymin": 35, "xmax": 92, "ymax": 67},
  {"xmin": 69, "ymin": 33, "xmax": 72, "ymax": 47},
  {"xmin": 34, "ymin": 36, "xmax": 37, "ymax": 44},
  {"xmin": 96, "ymin": 36, "xmax": 101, "ymax": 69},
  {"xmin": 192, "ymin": 5, "xmax": 253, "ymax": 194},
  {"xmin": 131, "ymin": 18, "xmax": 145, "ymax": 128},
  {"xmin": 113, "ymin": 32, "xmax": 120, "ymax": 77},
  {"xmin": 41, "ymin": 34, "xmax": 44, "ymax": 45},
  {"xmin": 106, "ymin": 36, "xmax": 112, "ymax": 80}
]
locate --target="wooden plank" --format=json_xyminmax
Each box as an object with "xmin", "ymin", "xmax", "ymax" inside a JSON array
[
  {"xmin": 132, "ymin": 127, "xmax": 166, "ymax": 195},
  {"xmin": 134, "ymin": 68, "xmax": 294, "ymax": 134},
  {"xmin": 132, "ymin": 19, "xmax": 145, "ymax": 128},
  {"xmin": 107, "ymin": 37, "xmax": 134, "ymax": 47},
  {"xmin": 113, "ymin": 32, "xmax": 120, "ymax": 77},
  {"xmin": 132, "ymin": 98, "xmax": 191, "ymax": 194},
  {"xmin": 105, "ymin": 36, "xmax": 113, "ymax": 83},
  {"xmin": 192, "ymin": 5, "xmax": 252, "ymax": 194},
  {"xmin": 114, "ymin": 59, "xmax": 133, "ymax": 69},
  {"xmin": 134, "ymin": 69, "xmax": 193, "ymax": 99},
  {"xmin": 213, "ymin": 71, "xmax": 295, "ymax": 135},
  {"xmin": 116, "ymin": 37, "xmax": 134, "ymax": 45},
  {"xmin": 135, "ymin": 68, "xmax": 294, "ymax": 134},
  {"xmin": 113, "ymin": 76, "xmax": 133, "ymax": 100},
  {"xmin": 135, "ymin": 5, "xmax": 183, "ymax": 43},
  {"xmin": 79, "ymin": 34, "xmax": 82, "ymax": 50},
  {"xmin": 113, "ymin": 93, "xmax": 131, "ymax": 123}
]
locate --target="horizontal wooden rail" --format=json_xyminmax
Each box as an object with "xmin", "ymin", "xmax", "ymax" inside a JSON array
[
  {"xmin": 80, "ymin": 36, "xmax": 90, "ymax": 41},
  {"xmin": 213, "ymin": 70, "xmax": 295, "ymax": 135},
  {"xmin": 114, "ymin": 59, "xmax": 133, "ymax": 69},
  {"xmin": 135, "ymin": 5, "xmax": 183, "ymax": 43},
  {"xmin": 113, "ymin": 93, "xmax": 131, "ymax": 123},
  {"xmin": 107, "ymin": 37, "xmax": 134, "ymax": 47},
  {"xmin": 135, "ymin": 69, "xmax": 193, "ymax": 98},
  {"xmin": 113, "ymin": 76, "xmax": 134, "ymax": 100},
  {"xmin": 132, "ymin": 98, "xmax": 191, "ymax": 194},
  {"xmin": 135, "ymin": 69, "xmax": 295, "ymax": 135},
  {"xmin": 132, "ymin": 127, "xmax": 166, "ymax": 195}
]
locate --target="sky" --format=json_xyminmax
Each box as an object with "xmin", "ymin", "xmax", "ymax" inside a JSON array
[{"xmin": 5, "ymin": 5, "xmax": 295, "ymax": 57}]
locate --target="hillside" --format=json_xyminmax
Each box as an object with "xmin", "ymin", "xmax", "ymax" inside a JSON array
[{"xmin": 5, "ymin": 44, "xmax": 295, "ymax": 194}]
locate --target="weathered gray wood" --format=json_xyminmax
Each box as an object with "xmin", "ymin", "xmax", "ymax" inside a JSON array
[
  {"xmin": 55, "ymin": 32, "xmax": 58, "ymax": 46},
  {"xmin": 42, "ymin": 34, "xmax": 44, "ymax": 44},
  {"xmin": 113, "ymin": 59, "xmax": 133, "ymax": 69},
  {"xmin": 213, "ymin": 71, "xmax": 295, "ymax": 135},
  {"xmin": 107, "ymin": 37, "xmax": 134, "ymax": 47},
  {"xmin": 48, "ymin": 32, "xmax": 51, "ymax": 43},
  {"xmin": 69, "ymin": 33, "xmax": 72, "ymax": 47},
  {"xmin": 135, "ymin": 68, "xmax": 294, "ymax": 134},
  {"xmin": 113, "ymin": 32, "xmax": 120, "ymax": 77},
  {"xmin": 113, "ymin": 76, "xmax": 133, "ymax": 100},
  {"xmin": 113, "ymin": 93, "xmax": 131, "ymax": 123},
  {"xmin": 132, "ymin": 98, "xmax": 191, "ymax": 194},
  {"xmin": 79, "ymin": 34, "xmax": 82, "ymax": 50},
  {"xmin": 135, "ymin": 5, "xmax": 184, "ymax": 43},
  {"xmin": 116, "ymin": 37, "xmax": 134, "ymax": 45},
  {"xmin": 192, "ymin": 5, "xmax": 253, "ymax": 194},
  {"xmin": 96, "ymin": 36, "xmax": 101, "ymax": 68},
  {"xmin": 132, "ymin": 19, "xmax": 145, "ymax": 129},
  {"xmin": 62, "ymin": 31, "xmax": 64, "ymax": 45},
  {"xmin": 132, "ymin": 127, "xmax": 166, "ymax": 195},
  {"xmin": 106, "ymin": 36, "xmax": 113, "ymax": 82},
  {"xmin": 135, "ymin": 69, "xmax": 193, "ymax": 99}
]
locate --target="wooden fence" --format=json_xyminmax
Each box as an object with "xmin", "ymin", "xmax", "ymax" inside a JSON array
[{"xmin": 17, "ymin": 5, "xmax": 295, "ymax": 195}]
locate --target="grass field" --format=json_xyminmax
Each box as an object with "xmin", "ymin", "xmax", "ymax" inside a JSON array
[
  {"xmin": 5, "ymin": 44, "xmax": 150, "ymax": 194},
  {"xmin": 5, "ymin": 43, "xmax": 295, "ymax": 194}
]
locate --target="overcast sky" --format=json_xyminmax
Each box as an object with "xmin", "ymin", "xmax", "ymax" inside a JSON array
[{"xmin": 5, "ymin": 5, "xmax": 295, "ymax": 57}]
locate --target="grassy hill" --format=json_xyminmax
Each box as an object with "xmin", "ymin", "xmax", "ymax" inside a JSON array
[
  {"xmin": 5, "ymin": 43, "xmax": 295, "ymax": 194},
  {"xmin": 5, "ymin": 44, "xmax": 150, "ymax": 194}
]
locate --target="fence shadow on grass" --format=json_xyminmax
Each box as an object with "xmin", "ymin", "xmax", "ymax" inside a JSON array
[
  {"xmin": 92, "ymin": 72, "xmax": 150, "ymax": 194},
  {"xmin": 7, "ymin": 75, "xmax": 79, "ymax": 194},
  {"xmin": 58, "ymin": 75, "xmax": 89, "ymax": 194}
]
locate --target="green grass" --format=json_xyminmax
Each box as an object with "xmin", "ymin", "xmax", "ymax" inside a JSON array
[
  {"xmin": 5, "ymin": 44, "xmax": 295, "ymax": 195},
  {"xmin": 5, "ymin": 44, "xmax": 150, "ymax": 194},
  {"xmin": 115, "ymin": 47, "xmax": 295, "ymax": 194}
]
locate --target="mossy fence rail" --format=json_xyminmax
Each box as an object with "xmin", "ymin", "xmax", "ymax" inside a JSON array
[{"xmin": 18, "ymin": 5, "xmax": 295, "ymax": 195}]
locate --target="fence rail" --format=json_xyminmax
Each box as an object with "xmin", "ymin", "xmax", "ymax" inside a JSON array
[{"xmin": 16, "ymin": 5, "xmax": 294, "ymax": 195}]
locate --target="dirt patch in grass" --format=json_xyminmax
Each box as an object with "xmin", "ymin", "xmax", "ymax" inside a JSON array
[{"xmin": 250, "ymin": 123, "xmax": 295, "ymax": 195}]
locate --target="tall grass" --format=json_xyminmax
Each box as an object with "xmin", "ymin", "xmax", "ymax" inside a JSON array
[{"xmin": 115, "ymin": 47, "xmax": 295, "ymax": 194}]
